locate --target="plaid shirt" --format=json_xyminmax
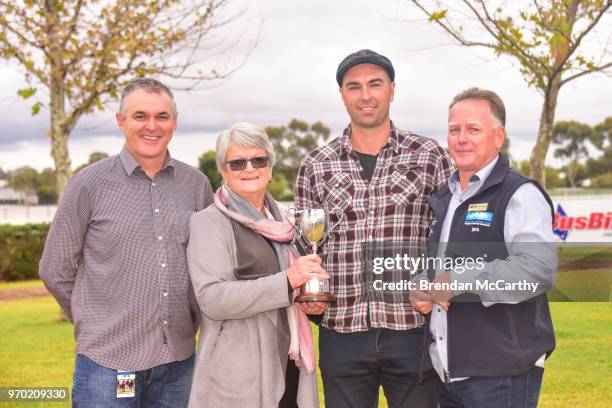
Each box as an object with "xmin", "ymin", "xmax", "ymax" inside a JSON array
[{"xmin": 294, "ymin": 122, "xmax": 452, "ymax": 333}]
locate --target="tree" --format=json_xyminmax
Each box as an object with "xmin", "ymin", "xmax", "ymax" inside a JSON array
[
  {"xmin": 586, "ymin": 151, "xmax": 612, "ymax": 176},
  {"xmin": 517, "ymin": 160, "xmax": 565, "ymax": 188},
  {"xmin": 590, "ymin": 173, "xmax": 612, "ymax": 188},
  {"xmin": 266, "ymin": 119, "xmax": 330, "ymax": 191},
  {"xmin": 268, "ymin": 171, "xmax": 293, "ymax": 201},
  {"xmin": 552, "ymin": 120, "xmax": 598, "ymax": 187},
  {"xmin": 0, "ymin": 0, "xmax": 249, "ymax": 197},
  {"xmin": 585, "ymin": 116, "xmax": 612, "ymax": 181},
  {"xmin": 37, "ymin": 168, "xmax": 58, "ymax": 204},
  {"xmin": 198, "ymin": 150, "xmax": 222, "ymax": 193},
  {"xmin": 87, "ymin": 151, "xmax": 110, "ymax": 164},
  {"xmin": 410, "ymin": 0, "xmax": 611, "ymax": 186},
  {"xmin": 9, "ymin": 166, "xmax": 39, "ymax": 192},
  {"xmin": 8, "ymin": 166, "xmax": 58, "ymax": 203},
  {"xmin": 501, "ymin": 136, "xmax": 511, "ymax": 160},
  {"xmin": 74, "ymin": 151, "xmax": 109, "ymax": 173},
  {"xmin": 594, "ymin": 116, "xmax": 612, "ymax": 146}
]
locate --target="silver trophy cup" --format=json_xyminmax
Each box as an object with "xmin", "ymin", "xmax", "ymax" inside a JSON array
[{"xmin": 288, "ymin": 207, "xmax": 343, "ymax": 302}]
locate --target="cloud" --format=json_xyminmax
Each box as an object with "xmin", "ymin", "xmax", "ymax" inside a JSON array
[{"xmin": 0, "ymin": 0, "xmax": 609, "ymax": 170}]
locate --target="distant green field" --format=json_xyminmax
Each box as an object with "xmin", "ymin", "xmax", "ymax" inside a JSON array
[
  {"xmin": 0, "ymin": 280, "xmax": 47, "ymax": 290},
  {"xmin": 0, "ymin": 283, "xmax": 610, "ymax": 407}
]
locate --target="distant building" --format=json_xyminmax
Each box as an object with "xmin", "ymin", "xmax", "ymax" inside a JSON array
[
  {"xmin": 0, "ymin": 187, "xmax": 38, "ymax": 205},
  {"xmin": 24, "ymin": 191, "xmax": 39, "ymax": 205}
]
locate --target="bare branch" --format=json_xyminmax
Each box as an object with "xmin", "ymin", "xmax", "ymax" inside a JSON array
[
  {"xmin": 60, "ymin": 0, "xmax": 85, "ymax": 50},
  {"xmin": 473, "ymin": 0, "xmax": 549, "ymax": 75},
  {"xmin": 561, "ymin": 60, "xmax": 612, "ymax": 85},
  {"xmin": 555, "ymin": 2, "xmax": 611, "ymax": 76},
  {"xmin": 0, "ymin": 11, "xmax": 50, "ymax": 60},
  {"xmin": 410, "ymin": 1, "xmax": 496, "ymax": 48}
]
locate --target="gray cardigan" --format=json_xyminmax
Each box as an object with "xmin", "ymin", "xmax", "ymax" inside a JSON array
[{"xmin": 187, "ymin": 205, "xmax": 319, "ymax": 408}]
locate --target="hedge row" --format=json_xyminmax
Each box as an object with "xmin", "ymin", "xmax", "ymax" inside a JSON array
[{"xmin": 0, "ymin": 223, "xmax": 49, "ymax": 281}]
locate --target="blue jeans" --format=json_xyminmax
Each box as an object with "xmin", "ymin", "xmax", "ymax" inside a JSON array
[
  {"xmin": 72, "ymin": 353, "xmax": 195, "ymax": 408},
  {"xmin": 319, "ymin": 326, "xmax": 439, "ymax": 408},
  {"xmin": 437, "ymin": 366, "xmax": 544, "ymax": 408}
]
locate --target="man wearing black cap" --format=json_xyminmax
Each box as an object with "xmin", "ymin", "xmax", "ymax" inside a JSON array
[{"xmin": 295, "ymin": 49, "xmax": 453, "ymax": 407}]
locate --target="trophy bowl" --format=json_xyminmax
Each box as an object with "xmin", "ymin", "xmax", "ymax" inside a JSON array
[{"xmin": 288, "ymin": 207, "xmax": 341, "ymax": 302}]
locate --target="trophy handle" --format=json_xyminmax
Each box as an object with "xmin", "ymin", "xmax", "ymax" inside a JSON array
[
  {"xmin": 326, "ymin": 206, "xmax": 344, "ymax": 232},
  {"xmin": 286, "ymin": 207, "xmax": 302, "ymax": 238}
]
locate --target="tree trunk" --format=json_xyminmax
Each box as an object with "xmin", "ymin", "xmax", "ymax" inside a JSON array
[
  {"xmin": 568, "ymin": 161, "xmax": 577, "ymax": 188},
  {"xmin": 49, "ymin": 124, "xmax": 71, "ymax": 200},
  {"xmin": 529, "ymin": 76, "xmax": 562, "ymax": 187},
  {"xmin": 47, "ymin": 7, "xmax": 71, "ymax": 200}
]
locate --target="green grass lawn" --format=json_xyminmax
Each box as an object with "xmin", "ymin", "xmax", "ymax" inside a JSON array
[
  {"xmin": 0, "ymin": 296, "xmax": 74, "ymax": 408},
  {"xmin": 0, "ymin": 280, "xmax": 49, "ymax": 290},
  {"xmin": 0, "ymin": 284, "xmax": 610, "ymax": 407}
]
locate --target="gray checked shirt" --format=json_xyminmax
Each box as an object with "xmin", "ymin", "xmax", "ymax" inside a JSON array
[{"xmin": 40, "ymin": 146, "xmax": 213, "ymax": 370}]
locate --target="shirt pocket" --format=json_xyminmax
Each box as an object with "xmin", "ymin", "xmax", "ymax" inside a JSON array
[
  {"xmin": 322, "ymin": 172, "xmax": 353, "ymax": 210},
  {"xmin": 321, "ymin": 172, "xmax": 354, "ymax": 231},
  {"xmin": 389, "ymin": 162, "xmax": 423, "ymax": 208}
]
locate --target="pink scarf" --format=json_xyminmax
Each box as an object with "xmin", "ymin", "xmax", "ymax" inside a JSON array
[{"xmin": 214, "ymin": 186, "xmax": 316, "ymax": 374}]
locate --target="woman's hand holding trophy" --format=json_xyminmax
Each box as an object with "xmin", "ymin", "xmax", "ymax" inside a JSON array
[{"xmin": 288, "ymin": 206, "xmax": 343, "ymax": 302}]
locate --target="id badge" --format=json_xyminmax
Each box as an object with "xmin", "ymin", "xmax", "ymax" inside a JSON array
[{"xmin": 116, "ymin": 371, "xmax": 136, "ymax": 398}]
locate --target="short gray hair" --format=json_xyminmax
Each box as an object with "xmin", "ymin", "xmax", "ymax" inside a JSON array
[
  {"xmin": 216, "ymin": 123, "xmax": 276, "ymax": 171},
  {"xmin": 119, "ymin": 78, "xmax": 177, "ymax": 118},
  {"xmin": 449, "ymin": 87, "xmax": 506, "ymax": 126}
]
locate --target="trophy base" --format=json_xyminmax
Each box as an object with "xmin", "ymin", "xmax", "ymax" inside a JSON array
[{"xmin": 295, "ymin": 292, "xmax": 337, "ymax": 302}]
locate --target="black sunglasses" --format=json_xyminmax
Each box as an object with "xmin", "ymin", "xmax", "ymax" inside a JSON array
[{"xmin": 225, "ymin": 156, "xmax": 270, "ymax": 171}]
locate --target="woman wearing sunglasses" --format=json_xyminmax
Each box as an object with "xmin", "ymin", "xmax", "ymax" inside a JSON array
[{"xmin": 187, "ymin": 122, "xmax": 327, "ymax": 408}]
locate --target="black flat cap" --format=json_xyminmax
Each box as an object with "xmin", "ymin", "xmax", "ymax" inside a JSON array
[{"xmin": 336, "ymin": 49, "xmax": 395, "ymax": 87}]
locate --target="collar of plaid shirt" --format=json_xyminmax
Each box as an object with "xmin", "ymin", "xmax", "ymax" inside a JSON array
[{"xmin": 338, "ymin": 120, "xmax": 401, "ymax": 157}]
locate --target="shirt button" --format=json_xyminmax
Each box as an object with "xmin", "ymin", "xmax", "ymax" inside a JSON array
[
  {"xmin": 370, "ymin": 210, "xmax": 375, "ymax": 215},
  {"xmin": 439, "ymin": 336, "xmax": 443, "ymax": 341},
  {"xmin": 163, "ymin": 320, "xmax": 168, "ymax": 325},
  {"xmin": 163, "ymin": 291, "xmax": 168, "ymax": 297},
  {"xmin": 368, "ymin": 235, "xmax": 373, "ymax": 241},
  {"xmin": 154, "ymin": 208, "xmax": 160, "ymax": 213},
  {"xmin": 152, "ymin": 182, "xmax": 157, "ymax": 187},
  {"xmin": 161, "ymin": 263, "xmax": 167, "ymax": 268},
  {"xmin": 158, "ymin": 235, "xmax": 163, "ymax": 240}
]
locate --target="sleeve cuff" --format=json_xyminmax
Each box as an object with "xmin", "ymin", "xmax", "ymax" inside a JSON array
[{"xmin": 285, "ymin": 271, "xmax": 294, "ymax": 304}]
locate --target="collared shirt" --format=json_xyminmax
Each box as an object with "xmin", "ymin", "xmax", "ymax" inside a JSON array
[
  {"xmin": 295, "ymin": 122, "xmax": 452, "ymax": 333},
  {"xmin": 429, "ymin": 156, "xmax": 554, "ymax": 382},
  {"xmin": 40, "ymin": 146, "xmax": 213, "ymax": 370}
]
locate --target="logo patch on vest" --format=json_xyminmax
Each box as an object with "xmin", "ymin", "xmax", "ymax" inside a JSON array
[
  {"xmin": 465, "ymin": 211, "xmax": 494, "ymax": 227},
  {"xmin": 468, "ymin": 203, "xmax": 488, "ymax": 212}
]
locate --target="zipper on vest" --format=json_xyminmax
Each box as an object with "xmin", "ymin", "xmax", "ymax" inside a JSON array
[
  {"xmin": 445, "ymin": 310, "xmax": 452, "ymax": 383},
  {"xmin": 417, "ymin": 316, "xmax": 430, "ymax": 384}
]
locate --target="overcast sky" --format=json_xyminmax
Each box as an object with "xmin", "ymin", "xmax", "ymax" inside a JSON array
[{"xmin": 0, "ymin": 0, "xmax": 610, "ymax": 171}]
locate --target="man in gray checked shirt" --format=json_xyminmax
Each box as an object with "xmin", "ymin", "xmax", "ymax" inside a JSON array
[{"xmin": 40, "ymin": 78, "xmax": 213, "ymax": 407}]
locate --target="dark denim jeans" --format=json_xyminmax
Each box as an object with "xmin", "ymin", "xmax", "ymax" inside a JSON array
[
  {"xmin": 72, "ymin": 353, "xmax": 195, "ymax": 408},
  {"xmin": 437, "ymin": 366, "xmax": 544, "ymax": 408},
  {"xmin": 319, "ymin": 326, "xmax": 439, "ymax": 408}
]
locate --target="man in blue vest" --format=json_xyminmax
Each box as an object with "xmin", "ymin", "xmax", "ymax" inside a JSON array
[{"xmin": 410, "ymin": 87, "xmax": 557, "ymax": 408}]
